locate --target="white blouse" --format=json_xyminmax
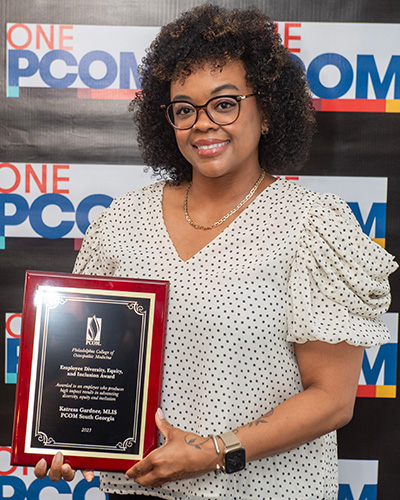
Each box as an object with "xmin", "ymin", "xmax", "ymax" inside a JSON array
[{"xmin": 73, "ymin": 178, "xmax": 397, "ymax": 500}]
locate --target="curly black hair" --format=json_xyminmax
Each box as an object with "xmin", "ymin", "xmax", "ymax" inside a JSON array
[{"xmin": 131, "ymin": 3, "xmax": 316, "ymax": 182}]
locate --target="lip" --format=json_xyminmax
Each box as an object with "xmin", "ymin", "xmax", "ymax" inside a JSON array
[{"xmin": 192, "ymin": 139, "xmax": 230, "ymax": 156}]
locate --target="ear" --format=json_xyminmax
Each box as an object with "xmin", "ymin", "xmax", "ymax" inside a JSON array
[{"xmin": 261, "ymin": 117, "xmax": 269, "ymax": 135}]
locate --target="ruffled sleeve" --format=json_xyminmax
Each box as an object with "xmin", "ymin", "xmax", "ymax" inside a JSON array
[
  {"xmin": 73, "ymin": 210, "xmax": 116, "ymax": 277},
  {"xmin": 287, "ymin": 193, "xmax": 398, "ymax": 346}
]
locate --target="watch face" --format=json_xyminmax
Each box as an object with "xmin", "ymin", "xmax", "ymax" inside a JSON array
[{"xmin": 225, "ymin": 447, "xmax": 246, "ymax": 474}]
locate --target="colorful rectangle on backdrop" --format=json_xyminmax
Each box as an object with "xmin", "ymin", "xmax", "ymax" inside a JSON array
[
  {"xmin": 338, "ymin": 459, "xmax": 378, "ymax": 500},
  {"xmin": 6, "ymin": 22, "xmax": 400, "ymax": 111},
  {"xmin": 0, "ymin": 167, "xmax": 389, "ymax": 244}
]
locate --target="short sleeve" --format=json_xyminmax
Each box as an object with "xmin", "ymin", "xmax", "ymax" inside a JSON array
[
  {"xmin": 287, "ymin": 193, "xmax": 398, "ymax": 346},
  {"xmin": 73, "ymin": 210, "xmax": 116, "ymax": 277}
]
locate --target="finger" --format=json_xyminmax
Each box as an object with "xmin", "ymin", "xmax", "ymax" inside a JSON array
[
  {"xmin": 34, "ymin": 458, "xmax": 48, "ymax": 479},
  {"xmin": 60, "ymin": 463, "xmax": 76, "ymax": 482},
  {"xmin": 153, "ymin": 479, "xmax": 167, "ymax": 488},
  {"xmin": 82, "ymin": 469, "xmax": 95, "ymax": 482},
  {"xmin": 129, "ymin": 469, "xmax": 162, "ymax": 488},
  {"xmin": 48, "ymin": 451, "xmax": 63, "ymax": 482},
  {"xmin": 155, "ymin": 408, "xmax": 173, "ymax": 439},
  {"xmin": 48, "ymin": 452, "xmax": 76, "ymax": 482},
  {"xmin": 125, "ymin": 460, "xmax": 153, "ymax": 480}
]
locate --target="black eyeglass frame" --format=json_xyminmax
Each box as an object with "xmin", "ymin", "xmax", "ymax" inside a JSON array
[{"xmin": 160, "ymin": 93, "xmax": 258, "ymax": 130}]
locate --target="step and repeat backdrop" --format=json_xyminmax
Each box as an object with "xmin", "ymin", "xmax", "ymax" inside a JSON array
[{"xmin": 1, "ymin": 1, "xmax": 400, "ymax": 499}]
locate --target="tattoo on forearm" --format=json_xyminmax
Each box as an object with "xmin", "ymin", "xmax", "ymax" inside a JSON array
[
  {"xmin": 185, "ymin": 409, "xmax": 275, "ymax": 448},
  {"xmin": 233, "ymin": 408, "xmax": 275, "ymax": 434},
  {"xmin": 184, "ymin": 434, "xmax": 211, "ymax": 450}
]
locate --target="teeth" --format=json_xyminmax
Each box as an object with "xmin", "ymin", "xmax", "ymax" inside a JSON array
[{"xmin": 197, "ymin": 140, "xmax": 229, "ymax": 150}]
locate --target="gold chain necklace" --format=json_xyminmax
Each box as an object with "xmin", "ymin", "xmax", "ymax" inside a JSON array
[{"xmin": 183, "ymin": 170, "xmax": 266, "ymax": 230}]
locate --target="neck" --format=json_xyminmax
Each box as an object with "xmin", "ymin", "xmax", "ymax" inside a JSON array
[
  {"xmin": 189, "ymin": 167, "xmax": 264, "ymax": 202},
  {"xmin": 184, "ymin": 168, "xmax": 270, "ymax": 230}
]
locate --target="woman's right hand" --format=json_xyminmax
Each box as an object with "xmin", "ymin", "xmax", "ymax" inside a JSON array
[{"xmin": 34, "ymin": 451, "xmax": 94, "ymax": 482}]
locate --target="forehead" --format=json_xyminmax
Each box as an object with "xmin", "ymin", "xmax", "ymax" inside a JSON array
[{"xmin": 170, "ymin": 60, "xmax": 252, "ymax": 99}]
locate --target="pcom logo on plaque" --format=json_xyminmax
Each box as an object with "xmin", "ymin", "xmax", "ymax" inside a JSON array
[{"xmin": 86, "ymin": 315, "xmax": 102, "ymax": 346}]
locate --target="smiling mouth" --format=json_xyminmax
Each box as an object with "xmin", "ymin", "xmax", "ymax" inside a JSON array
[{"xmin": 195, "ymin": 140, "xmax": 230, "ymax": 150}]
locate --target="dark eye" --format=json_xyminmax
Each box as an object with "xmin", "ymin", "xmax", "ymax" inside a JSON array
[
  {"xmin": 174, "ymin": 104, "xmax": 195, "ymax": 116},
  {"xmin": 213, "ymin": 98, "xmax": 238, "ymax": 113}
]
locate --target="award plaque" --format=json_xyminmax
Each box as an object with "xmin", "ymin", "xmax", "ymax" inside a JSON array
[{"xmin": 11, "ymin": 271, "xmax": 169, "ymax": 472}]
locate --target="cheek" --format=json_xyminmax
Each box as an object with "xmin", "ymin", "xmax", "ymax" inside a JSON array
[
  {"xmin": 238, "ymin": 108, "xmax": 262, "ymax": 136},
  {"xmin": 174, "ymin": 130, "xmax": 192, "ymax": 157},
  {"xmin": 239, "ymin": 120, "xmax": 262, "ymax": 146}
]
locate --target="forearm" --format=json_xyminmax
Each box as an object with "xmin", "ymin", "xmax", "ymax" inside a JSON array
[
  {"xmin": 128, "ymin": 342, "xmax": 363, "ymax": 486},
  {"xmin": 231, "ymin": 385, "xmax": 354, "ymax": 463},
  {"xmin": 224, "ymin": 341, "xmax": 364, "ymax": 464}
]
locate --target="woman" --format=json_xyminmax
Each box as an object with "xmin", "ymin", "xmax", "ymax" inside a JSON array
[{"xmin": 34, "ymin": 4, "xmax": 397, "ymax": 499}]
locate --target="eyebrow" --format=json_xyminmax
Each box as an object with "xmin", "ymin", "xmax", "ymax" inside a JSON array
[{"xmin": 172, "ymin": 83, "xmax": 241, "ymax": 102}]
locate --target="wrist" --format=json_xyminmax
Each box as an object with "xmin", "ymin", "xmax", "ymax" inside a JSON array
[
  {"xmin": 217, "ymin": 431, "xmax": 246, "ymax": 474},
  {"xmin": 215, "ymin": 436, "xmax": 225, "ymax": 471},
  {"xmin": 208, "ymin": 434, "xmax": 224, "ymax": 471}
]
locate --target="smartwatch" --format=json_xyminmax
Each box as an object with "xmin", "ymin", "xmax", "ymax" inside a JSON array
[{"xmin": 217, "ymin": 431, "xmax": 246, "ymax": 474}]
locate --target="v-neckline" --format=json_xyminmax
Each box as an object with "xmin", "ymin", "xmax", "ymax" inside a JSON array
[{"xmin": 159, "ymin": 177, "xmax": 279, "ymax": 263}]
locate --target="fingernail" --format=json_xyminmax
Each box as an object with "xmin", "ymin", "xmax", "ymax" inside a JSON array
[
  {"xmin": 85, "ymin": 472, "xmax": 94, "ymax": 482},
  {"xmin": 38, "ymin": 458, "xmax": 46, "ymax": 468},
  {"xmin": 54, "ymin": 451, "xmax": 62, "ymax": 463},
  {"xmin": 157, "ymin": 407, "xmax": 165, "ymax": 419},
  {"xmin": 124, "ymin": 473, "xmax": 130, "ymax": 480},
  {"xmin": 61, "ymin": 464, "xmax": 70, "ymax": 474}
]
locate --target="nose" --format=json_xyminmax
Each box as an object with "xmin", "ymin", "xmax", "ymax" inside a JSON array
[{"xmin": 193, "ymin": 107, "xmax": 218, "ymax": 131}]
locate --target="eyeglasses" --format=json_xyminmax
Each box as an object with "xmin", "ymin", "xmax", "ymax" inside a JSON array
[{"xmin": 160, "ymin": 93, "xmax": 258, "ymax": 130}]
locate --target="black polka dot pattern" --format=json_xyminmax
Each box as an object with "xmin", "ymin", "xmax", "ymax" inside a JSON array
[{"xmin": 73, "ymin": 178, "xmax": 397, "ymax": 500}]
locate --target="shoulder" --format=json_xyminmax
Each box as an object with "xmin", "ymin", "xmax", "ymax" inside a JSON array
[
  {"xmin": 102, "ymin": 180, "xmax": 166, "ymax": 217},
  {"xmin": 73, "ymin": 180, "xmax": 166, "ymax": 275},
  {"xmin": 81, "ymin": 180, "xmax": 166, "ymax": 238},
  {"xmin": 111, "ymin": 180, "xmax": 166, "ymax": 206},
  {"xmin": 273, "ymin": 178, "xmax": 356, "ymax": 223},
  {"xmin": 270, "ymin": 177, "xmax": 319, "ymax": 205}
]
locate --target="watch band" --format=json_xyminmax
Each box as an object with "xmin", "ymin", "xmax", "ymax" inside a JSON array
[{"xmin": 218, "ymin": 431, "xmax": 241, "ymax": 450}]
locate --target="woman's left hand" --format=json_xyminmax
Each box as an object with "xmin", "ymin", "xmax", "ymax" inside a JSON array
[{"xmin": 125, "ymin": 409, "xmax": 219, "ymax": 487}]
